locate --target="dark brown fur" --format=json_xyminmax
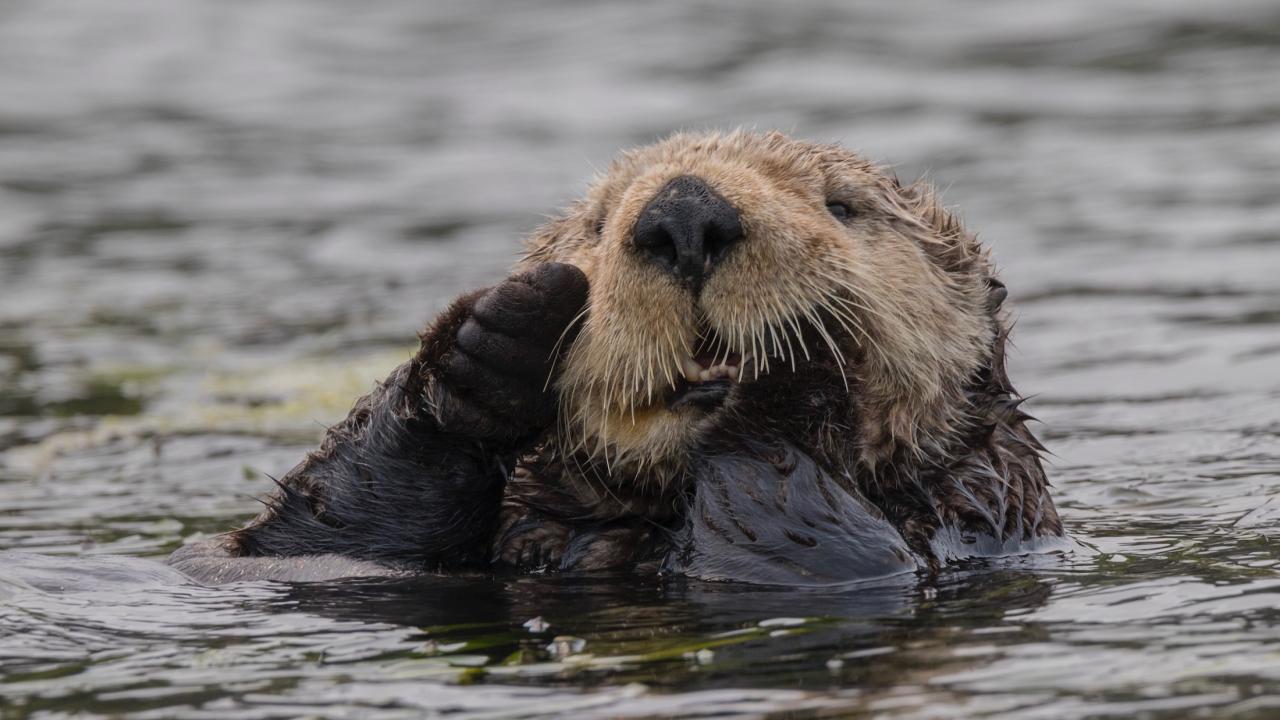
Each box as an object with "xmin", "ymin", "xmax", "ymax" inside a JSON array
[
  {"xmin": 169, "ymin": 132, "xmax": 1064, "ymax": 585},
  {"xmin": 492, "ymin": 302, "xmax": 1061, "ymax": 579}
]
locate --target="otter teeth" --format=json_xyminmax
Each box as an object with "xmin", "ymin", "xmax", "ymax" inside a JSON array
[
  {"xmin": 699, "ymin": 364, "xmax": 736, "ymax": 382},
  {"xmin": 681, "ymin": 356, "xmax": 704, "ymax": 383},
  {"xmin": 682, "ymin": 354, "xmax": 753, "ymax": 383}
]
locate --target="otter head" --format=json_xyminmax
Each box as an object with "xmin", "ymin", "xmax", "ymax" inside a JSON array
[{"xmin": 521, "ymin": 130, "xmax": 1001, "ymax": 486}]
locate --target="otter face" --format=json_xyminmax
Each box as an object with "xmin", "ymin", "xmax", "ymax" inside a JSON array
[{"xmin": 522, "ymin": 131, "xmax": 999, "ymax": 478}]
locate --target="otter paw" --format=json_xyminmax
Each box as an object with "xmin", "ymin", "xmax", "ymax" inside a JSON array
[
  {"xmin": 496, "ymin": 525, "xmax": 571, "ymax": 571},
  {"xmin": 435, "ymin": 263, "xmax": 588, "ymax": 439}
]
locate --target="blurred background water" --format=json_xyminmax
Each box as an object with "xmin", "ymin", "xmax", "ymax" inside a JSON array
[{"xmin": 1, "ymin": 0, "xmax": 1279, "ymax": 717}]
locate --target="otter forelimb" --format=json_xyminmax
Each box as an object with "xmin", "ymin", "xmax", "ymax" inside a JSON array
[{"xmin": 169, "ymin": 264, "xmax": 588, "ymax": 583}]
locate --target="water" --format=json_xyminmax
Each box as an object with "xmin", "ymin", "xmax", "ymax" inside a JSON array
[{"xmin": 2, "ymin": 0, "xmax": 1278, "ymax": 717}]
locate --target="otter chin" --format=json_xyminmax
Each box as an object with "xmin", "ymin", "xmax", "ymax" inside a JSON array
[{"xmin": 168, "ymin": 130, "xmax": 1065, "ymax": 587}]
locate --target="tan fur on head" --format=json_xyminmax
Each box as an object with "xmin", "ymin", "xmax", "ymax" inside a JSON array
[{"xmin": 521, "ymin": 130, "xmax": 996, "ymax": 480}]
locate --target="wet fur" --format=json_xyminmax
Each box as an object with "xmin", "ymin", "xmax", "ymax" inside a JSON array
[
  {"xmin": 170, "ymin": 131, "xmax": 1063, "ymax": 584},
  {"xmin": 186, "ymin": 296, "xmax": 511, "ymax": 574},
  {"xmin": 496, "ymin": 315, "xmax": 1061, "ymax": 579}
]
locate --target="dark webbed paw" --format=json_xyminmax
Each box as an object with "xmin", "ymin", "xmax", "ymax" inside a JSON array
[
  {"xmin": 427, "ymin": 262, "xmax": 588, "ymax": 441},
  {"xmin": 496, "ymin": 522, "xmax": 572, "ymax": 571}
]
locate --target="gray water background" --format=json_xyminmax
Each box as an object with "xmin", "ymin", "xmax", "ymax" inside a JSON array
[{"xmin": 1, "ymin": 0, "xmax": 1279, "ymax": 717}]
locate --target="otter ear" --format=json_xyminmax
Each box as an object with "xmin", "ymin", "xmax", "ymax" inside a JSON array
[
  {"xmin": 986, "ymin": 277, "xmax": 1009, "ymax": 311},
  {"xmin": 522, "ymin": 200, "xmax": 599, "ymax": 266}
]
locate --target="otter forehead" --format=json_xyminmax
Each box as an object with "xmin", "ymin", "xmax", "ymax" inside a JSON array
[
  {"xmin": 536, "ymin": 132, "xmax": 907, "ymax": 291},
  {"xmin": 592, "ymin": 131, "xmax": 859, "ymax": 207},
  {"xmin": 521, "ymin": 130, "xmax": 999, "ymax": 475}
]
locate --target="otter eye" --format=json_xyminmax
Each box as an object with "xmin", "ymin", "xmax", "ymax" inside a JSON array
[{"xmin": 826, "ymin": 202, "xmax": 853, "ymax": 221}]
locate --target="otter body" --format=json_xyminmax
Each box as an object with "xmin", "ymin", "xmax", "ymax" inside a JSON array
[{"xmin": 169, "ymin": 131, "xmax": 1064, "ymax": 586}]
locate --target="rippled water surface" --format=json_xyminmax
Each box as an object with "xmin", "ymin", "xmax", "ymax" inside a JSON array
[{"xmin": 2, "ymin": 1, "xmax": 1279, "ymax": 717}]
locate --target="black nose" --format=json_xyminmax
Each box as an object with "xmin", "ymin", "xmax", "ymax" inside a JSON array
[{"xmin": 632, "ymin": 175, "xmax": 744, "ymax": 290}]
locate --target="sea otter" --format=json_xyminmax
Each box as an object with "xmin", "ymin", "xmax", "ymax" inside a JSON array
[{"xmin": 169, "ymin": 131, "xmax": 1064, "ymax": 585}]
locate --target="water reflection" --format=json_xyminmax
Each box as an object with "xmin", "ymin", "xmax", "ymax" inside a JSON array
[{"xmin": 3, "ymin": 551, "xmax": 1074, "ymax": 716}]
